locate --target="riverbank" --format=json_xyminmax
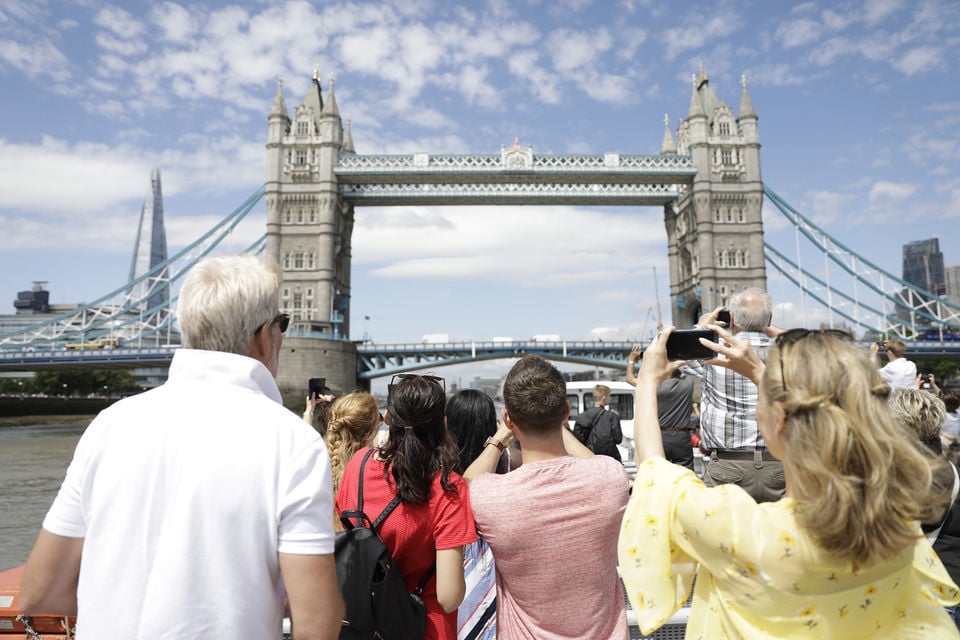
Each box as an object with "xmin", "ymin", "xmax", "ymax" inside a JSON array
[{"xmin": 0, "ymin": 414, "xmax": 95, "ymax": 428}]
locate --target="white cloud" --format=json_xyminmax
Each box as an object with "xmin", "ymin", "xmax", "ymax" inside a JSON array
[
  {"xmin": 150, "ymin": 2, "xmax": 197, "ymax": 43},
  {"xmin": 94, "ymin": 5, "xmax": 144, "ymax": 39},
  {"xmin": 863, "ymin": 0, "xmax": 903, "ymax": 26},
  {"xmin": 891, "ymin": 46, "xmax": 942, "ymax": 76},
  {"xmin": 808, "ymin": 36, "xmax": 854, "ymax": 66},
  {"xmin": 660, "ymin": 11, "xmax": 741, "ymax": 60},
  {"xmin": 0, "ymin": 38, "xmax": 70, "ymax": 81},
  {"xmin": 868, "ymin": 181, "xmax": 917, "ymax": 202},
  {"xmin": 775, "ymin": 18, "xmax": 821, "ymax": 48}
]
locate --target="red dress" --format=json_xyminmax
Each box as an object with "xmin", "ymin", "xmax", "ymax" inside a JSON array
[{"xmin": 336, "ymin": 447, "xmax": 477, "ymax": 640}]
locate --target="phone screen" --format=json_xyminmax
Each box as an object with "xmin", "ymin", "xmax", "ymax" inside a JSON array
[{"xmin": 666, "ymin": 329, "xmax": 718, "ymax": 360}]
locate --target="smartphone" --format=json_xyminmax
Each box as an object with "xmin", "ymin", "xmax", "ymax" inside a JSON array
[
  {"xmin": 308, "ymin": 377, "xmax": 326, "ymax": 399},
  {"xmin": 666, "ymin": 329, "xmax": 719, "ymax": 360},
  {"xmin": 717, "ymin": 309, "xmax": 731, "ymax": 325}
]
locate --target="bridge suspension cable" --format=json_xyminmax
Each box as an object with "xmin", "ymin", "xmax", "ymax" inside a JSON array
[
  {"xmin": 0, "ymin": 186, "xmax": 266, "ymax": 349},
  {"xmin": 763, "ymin": 184, "xmax": 960, "ymax": 337}
]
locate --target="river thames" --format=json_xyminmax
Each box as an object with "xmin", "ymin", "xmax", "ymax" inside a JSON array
[{"xmin": 0, "ymin": 423, "xmax": 85, "ymax": 571}]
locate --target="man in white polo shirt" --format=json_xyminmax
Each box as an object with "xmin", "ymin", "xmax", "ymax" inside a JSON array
[{"xmin": 20, "ymin": 255, "xmax": 343, "ymax": 640}]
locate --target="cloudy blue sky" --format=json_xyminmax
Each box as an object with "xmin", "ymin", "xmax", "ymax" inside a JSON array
[{"xmin": 1, "ymin": 0, "xmax": 958, "ymax": 360}]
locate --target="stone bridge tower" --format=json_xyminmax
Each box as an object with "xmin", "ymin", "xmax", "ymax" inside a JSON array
[
  {"xmin": 265, "ymin": 70, "xmax": 359, "ymax": 398},
  {"xmin": 664, "ymin": 68, "xmax": 766, "ymax": 326}
]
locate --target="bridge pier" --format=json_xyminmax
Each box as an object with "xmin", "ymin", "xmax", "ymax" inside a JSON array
[{"xmin": 276, "ymin": 337, "xmax": 361, "ymax": 407}]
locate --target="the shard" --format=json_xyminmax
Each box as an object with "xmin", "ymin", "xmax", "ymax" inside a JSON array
[{"xmin": 127, "ymin": 168, "xmax": 169, "ymax": 312}]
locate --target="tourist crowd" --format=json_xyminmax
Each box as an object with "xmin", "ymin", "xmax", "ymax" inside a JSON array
[{"xmin": 17, "ymin": 256, "xmax": 960, "ymax": 640}]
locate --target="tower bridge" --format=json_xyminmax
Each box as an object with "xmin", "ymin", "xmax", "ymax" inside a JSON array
[{"xmin": 2, "ymin": 68, "xmax": 958, "ymax": 397}]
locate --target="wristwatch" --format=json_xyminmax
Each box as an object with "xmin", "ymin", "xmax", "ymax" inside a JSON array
[{"xmin": 484, "ymin": 436, "xmax": 505, "ymax": 452}]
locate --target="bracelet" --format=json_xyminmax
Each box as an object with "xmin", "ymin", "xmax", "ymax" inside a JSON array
[{"xmin": 484, "ymin": 436, "xmax": 505, "ymax": 452}]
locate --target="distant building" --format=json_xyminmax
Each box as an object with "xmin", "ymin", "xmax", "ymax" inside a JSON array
[
  {"xmin": 897, "ymin": 238, "xmax": 946, "ymax": 331},
  {"xmin": 126, "ymin": 167, "xmax": 170, "ymax": 312},
  {"xmin": 903, "ymin": 238, "xmax": 945, "ymax": 295},
  {"xmin": 946, "ymin": 265, "xmax": 960, "ymax": 306}
]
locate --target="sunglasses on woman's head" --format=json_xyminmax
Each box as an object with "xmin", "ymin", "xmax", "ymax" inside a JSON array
[{"xmin": 387, "ymin": 373, "xmax": 446, "ymax": 395}]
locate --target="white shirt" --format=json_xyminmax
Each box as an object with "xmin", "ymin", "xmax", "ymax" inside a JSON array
[
  {"xmin": 879, "ymin": 357, "xmax": 918, "ymax": 389},
  {"xmin": 43, "ymin": 349, "xmax": 335, "ymax": 640}
]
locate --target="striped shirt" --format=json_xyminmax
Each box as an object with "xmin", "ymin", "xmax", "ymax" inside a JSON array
[{"xmin": 684, "ymin": 331, "xmax": 772, "ymax": 450}]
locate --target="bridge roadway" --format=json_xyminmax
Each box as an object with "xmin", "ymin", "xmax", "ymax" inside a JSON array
[{"xmin": 1, "ymin": 339, "xmax": 959, "ymax": 376}]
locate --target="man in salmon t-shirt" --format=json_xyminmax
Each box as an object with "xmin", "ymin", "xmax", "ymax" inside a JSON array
[{"xmin": 470, "ymin": 355, "xmax": 630, "ymax": 640}]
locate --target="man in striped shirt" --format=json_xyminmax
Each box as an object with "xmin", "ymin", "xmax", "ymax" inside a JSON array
[{"xmin": 684, "ymin": 288, "xmax": 785, "ymax": 503}]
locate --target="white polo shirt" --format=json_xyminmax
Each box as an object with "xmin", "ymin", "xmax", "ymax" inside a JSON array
[{"xmin": 43, "ymin": 348, "xmax": 335, "ymax": 639}]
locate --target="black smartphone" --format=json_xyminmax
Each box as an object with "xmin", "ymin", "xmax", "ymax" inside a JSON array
[
  {"xmin": 666, "ymin": 329, "xmax": 718, "ymax": 360},
  {"xmin": 308, "ymin": 377, "xmax": 326, "ymax": 399},
  {"xmin": 717, "ymin": 309, "xmax": 731, "ymax": 325}
]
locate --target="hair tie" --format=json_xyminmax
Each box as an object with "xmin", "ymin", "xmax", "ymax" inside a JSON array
[{"xmin": 403, "ymin": 426, "xmax": 414, "ymax": 430}]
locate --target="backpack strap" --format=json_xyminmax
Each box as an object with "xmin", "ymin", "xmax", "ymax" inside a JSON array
[{"xmin": 339, "ymin": 448, "xmax": 378, "ymax": 531}]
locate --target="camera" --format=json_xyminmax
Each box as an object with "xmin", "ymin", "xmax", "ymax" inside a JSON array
[
  {"xmin": 666, "ymin": 329, "xmax": 719, "ymax": 360},
  {"xmin": 308, "ymin": 377, "xmax": 327, "ymax": 399},
  {"xmin": 716, "ymin": 309, "xmax": 731, "ymax": 325}
]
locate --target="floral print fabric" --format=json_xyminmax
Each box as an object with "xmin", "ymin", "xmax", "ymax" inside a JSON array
[{"xmin": 618, "ymin": 457, "xmax": 960, "ymax": 639}]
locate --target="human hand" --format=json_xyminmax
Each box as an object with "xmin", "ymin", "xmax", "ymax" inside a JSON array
[
  {"xmin": 697, "ymin": 306, "xmax": 723, "ymax": 328},
  {"xmin": 493, "ymin": 420, "xmax": 515, "ymax": 449},
  {"xmin": 700, "ymin": 324, "xmax": 766, "ymax": 385},
  {"xmin": 638, "ymin": 327, "xmax": 687, "ymax": 385},
  {"xmin": 628, "ymin": 344, "xmax": 642, "ymax": 364},
  {"xmin": 869, "ymin": 342, "xmax": 879, "ymax": 355}
]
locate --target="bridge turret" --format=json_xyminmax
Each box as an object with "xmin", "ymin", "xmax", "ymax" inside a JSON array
[
  {"xmin": 737, "ymin": 74, "xmax": 758, "ymax": 142},
  {"xmin": 660, "ymin": 114, "xmax": 677, "ymax": 155}
]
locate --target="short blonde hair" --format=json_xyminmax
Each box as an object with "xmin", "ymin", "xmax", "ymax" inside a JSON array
[
  {"xmin": 593, "ymin": 384, "xmax": 611, "ymax": 404},
  {"xmin": 766, "ymin": 334, "xmax": 947, "ymax": 565},
  {"xmin": 889, "ymin": 388, "xmax": 947, "ymax": 445}
]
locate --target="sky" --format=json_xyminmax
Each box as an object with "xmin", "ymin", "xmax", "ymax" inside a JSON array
[{"xmin": 1, "ymin": 0, "xmax": 959, "ymax": 384}]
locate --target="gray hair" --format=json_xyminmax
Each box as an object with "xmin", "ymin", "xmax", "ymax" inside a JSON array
[
  {"xmin": 728, "ymin": 287, "xmax": 772, "ymax": 331},
  {"xmin": 177, "ymin": 255, "xmax": 282, "ymax": 355},
  {"xmin": 889, "ymin": 387, "xmax": 947, "ymax": 444}
]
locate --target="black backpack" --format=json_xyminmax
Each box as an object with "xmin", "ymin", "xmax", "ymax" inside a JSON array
[
  {"xmin": 335, "ymin": 448, "xmax": 435, "ymax": 640},
  {"xmin": 574, "ymin": 408, "xmax": 622, "ymax": 461}
]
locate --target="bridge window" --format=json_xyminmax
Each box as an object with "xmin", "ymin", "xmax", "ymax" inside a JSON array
[
  {"xmin": 714, "ymin": 208, "xmax": 722, "ymax": 223},
  {"xmin": 294, "ymin": 253, "xmax": 304, "ymax": 269},
  {"xmin": 716, "ymin": 250, "xmax": 725, "ymax": 268},
  {"xmin": 737, "ymin": 208, "xmax": 745, "ymax": 223},
  {"xmin": 295, "ymin": 149, "xmax": 307, "ymax": 165},
  {"xmin": 309, "ymin": 209, "xmax": 316, "ymax": 223},
  {"xmin": 719, "ymin": 121, "xmax": 731, "ymax": 136},
  {"xmin": 307, "ymin": 253, "xmax": 316, "ymax": 269},
  {"xmin": 296, "ymin": 121, "xmax": 309, "ymax": 136},
  {"xmin": 284, "ymin": 210, "xmax": 291, "ymax": 224},
  {"xmin": 306, "ymin": 288, "xmax": 314, "ymax": 298},
  {"xmin": 741, "ymin": 250, "xmax": 749, "ymax": 267},
  {"xmin": 293, "ymin": 293, "xmax": 302, "ymax": 309},
  {"xmin": 283, "ymin": 254, "xmax": 291, "ymax": 269},
  {"xmin": 726, "ymin": 208, "xmax": 734, "ymax": 222},
  {"xmin": 721, "ymin": 149, "xmax": 733, "ymax": 165}
]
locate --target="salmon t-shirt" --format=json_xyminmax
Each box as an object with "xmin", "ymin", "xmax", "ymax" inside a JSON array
[{"xmin": 470, "ymin": 455, "xmax": 630, "ymax": 640}]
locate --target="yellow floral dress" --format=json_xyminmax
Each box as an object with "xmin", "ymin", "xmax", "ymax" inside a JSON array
[{"xmin": 619, "ymin": 457, "xmax": 960, "ymax": 639}]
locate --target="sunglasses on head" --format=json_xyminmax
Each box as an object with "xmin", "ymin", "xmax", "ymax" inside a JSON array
[
  {"xmin": 775, "ymin": 328, "xmax": 853, "ymax": 392},
  {"xmin": 256, "ymin": 313, "xmax": 290, "ymax": 335}
]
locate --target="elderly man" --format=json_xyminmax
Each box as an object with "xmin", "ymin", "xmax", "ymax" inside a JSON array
[
  {"xmin": 684, "ymin": 288, "xmax": 784, "ymax": 503},
  {"xmin": 20, "ymin": 255, "xmax": 343, "ymax": 640}
]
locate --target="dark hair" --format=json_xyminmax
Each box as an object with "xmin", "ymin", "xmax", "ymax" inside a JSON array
[
  {"xmin": 380, "ymin": 376, "xmax": 460, "ymax": 504},
  {"xmin": 502, "ymin": 355, "xmax": 567, "ymax": 435},
  {"xmin": 447, "ymin": 390, "xmax": 498, "ymax": 472},
  {"xmin": 944, "ymin": 390, "xmax": 960, "ymax": 414}
]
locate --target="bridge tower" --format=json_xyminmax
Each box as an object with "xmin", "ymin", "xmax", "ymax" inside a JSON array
[
  {"xmin": 265, "ymin": 70, "xmax": 359, "ymax": 397},
  {"xmin": 665, "ymin": 68, "xmax": 766, "ymax": 326}
]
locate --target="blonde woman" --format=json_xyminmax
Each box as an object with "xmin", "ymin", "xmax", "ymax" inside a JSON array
[
  {"xmin": 620, "ymin": 326, "xmax": 960, "ymax": 638},
  {"xmin": 324, "ymin": 391, "xmax": 381, "ymax": 523}
]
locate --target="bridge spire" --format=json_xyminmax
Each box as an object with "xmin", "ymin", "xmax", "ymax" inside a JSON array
[
  {"xmin": 687, "ymin": 73, "xmax": 705, "ymax": 118},
  {"xmin": 299, "ymin": 66, "xmax": 324, "ymax": 131},
  {"xmin": 342, "ymin": 116, "xmax": 355, "ymax": 153},
  {"xmin": 269, "ymin": 74, "xmax": 288, "ymax": 119},
  {"xmin": 660, "ymin": 113, "xmax": 676, "ymax": 154},
  {"xmin": 738, "ymin": 73, "xmax": 757, "ymax": 120},
  {"xmin": 323, "ymin": 74, "xmax": 339, "ymax": 116}
]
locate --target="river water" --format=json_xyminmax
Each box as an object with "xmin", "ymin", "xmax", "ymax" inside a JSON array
[{"xmin": 0, "ymin": 424, "xmax": 84, "ymax": 571}]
